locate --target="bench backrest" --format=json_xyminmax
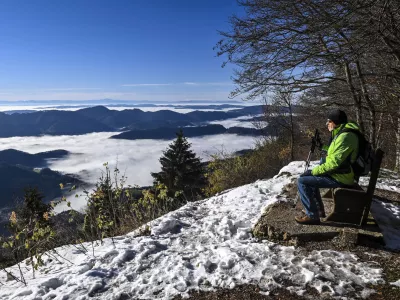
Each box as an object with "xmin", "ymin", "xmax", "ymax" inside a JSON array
[{"xmin": 361, "ymin": 148, "xmax": 384, "ymax": 225}]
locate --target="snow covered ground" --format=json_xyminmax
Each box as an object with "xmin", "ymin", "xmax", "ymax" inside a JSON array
[
  {"xmin": 359, "ymin": 168, "xmax": 400, "ymax": 194},
  {"xmin": 0, "ymin": 162, "xmax": 399, "ymax": 300}
]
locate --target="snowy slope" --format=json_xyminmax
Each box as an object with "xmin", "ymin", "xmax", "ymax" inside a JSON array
[
  {"xmin": 359, "ymin": 168, "xmax": 400, "ymax": 193},
  {"xmin": 0, "ymin": 161, "xmax": 398, "ymax": 300}
]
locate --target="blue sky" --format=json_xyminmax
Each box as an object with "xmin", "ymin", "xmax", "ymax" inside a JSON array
[{"xmin": 0, "ymin": 0, "xmax": 242, "ymax": 102}]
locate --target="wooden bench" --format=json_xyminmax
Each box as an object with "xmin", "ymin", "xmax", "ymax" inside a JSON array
[{"xmin": 323, "ymin": 148, "xmax": 384, "ymax": 226}]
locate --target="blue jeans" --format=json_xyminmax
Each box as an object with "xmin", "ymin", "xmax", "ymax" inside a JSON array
[{"xmin": 297, "ymin": 175, "xmax": 343, "ymax": 219}]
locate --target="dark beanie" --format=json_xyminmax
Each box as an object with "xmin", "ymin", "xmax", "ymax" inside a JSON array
[{"xmin": 328, "ymin": 109, "xmax": 347, "ymax": 125}]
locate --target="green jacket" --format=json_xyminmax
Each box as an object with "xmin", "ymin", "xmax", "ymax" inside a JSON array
[{"xmin": 311, "ymin": 122, "xmax": 360, "ymax": 185}]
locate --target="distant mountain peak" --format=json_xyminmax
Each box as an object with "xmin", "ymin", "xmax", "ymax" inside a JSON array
[{"xmin": 78, "ymin": 105, "xmax": 110, "ymax": 112}]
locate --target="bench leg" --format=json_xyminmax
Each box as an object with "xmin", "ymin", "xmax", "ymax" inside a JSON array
[{"xmin": 325, "ymin": 189, "xmax": 367, "ymax": 226}]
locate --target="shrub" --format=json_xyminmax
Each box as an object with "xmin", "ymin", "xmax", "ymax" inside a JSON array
[
  {"xmin": 83, "ymin": 163, "xmax": 132, "ymax": 242},
  {"xmin": 83, "ymin": 164, "xmax": 186, "ymax": 241},
  {"xmin": 131, "ymin": 182, "xmax": 184, "ymax": 225},
  {"xmin": 1, "ymin": 187, "xmax": 56, "ymax": 283},
  {"xmin": 206, "ymin": 138, "xmax": 287, "ymax": 196}
]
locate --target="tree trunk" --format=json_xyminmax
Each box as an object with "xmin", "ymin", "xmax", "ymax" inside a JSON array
[
  {"xmin": 376, "ymin": 112, "xmax": 384, "ymax": 149},
  {"xmin": 289, "ymin": 101, "xmax": 294, "ymax": 161},
  {"xmin": 396, "ymin": 107, "xmax": 400, "ymax": 171},
  {"xmin": 355, "ymin": 60, "xmax": 377, "ymax": 148},
  {"xmin": 344, "ymin": 62, "xmax": 365, "ymax": 132}
]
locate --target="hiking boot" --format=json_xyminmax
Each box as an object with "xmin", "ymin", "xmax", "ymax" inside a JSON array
[
  {"xmin": 295, "ymin": 215, "xmax": 321, "ymax": 225},
  {"xmin": 301, "ymin": 209, "xmax": 326, "ymax": 218}
]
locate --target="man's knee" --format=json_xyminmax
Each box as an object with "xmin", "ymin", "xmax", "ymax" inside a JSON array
[{"xmin": 298, "ymin": 177, "xmax": 306, "ymax": 186}]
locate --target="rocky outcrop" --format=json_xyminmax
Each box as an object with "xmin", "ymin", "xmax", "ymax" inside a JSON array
[{"xmin": 252, "ymin": 183, "xmax": 384, "ymax": 250}]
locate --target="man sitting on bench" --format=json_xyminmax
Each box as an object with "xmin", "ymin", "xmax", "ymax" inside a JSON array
[{"xmin": 295, "ymin": 109, "xmax": 360, "ymax": 225}]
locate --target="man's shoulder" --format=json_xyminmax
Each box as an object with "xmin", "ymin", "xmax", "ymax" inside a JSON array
[
  {"xmin": 341, "ymin": 128, "xmax": 360, "ymax": 137},
  {"xmin": 339, "ymin": 122, "xmax": 362, "ymax": 139},
  {"xmin": 343, "ymin": 122, "xmax": 361, "ymax": 132},
  {"xmin": 334, "ymin": 126, "xmax": 358, "ymax": 143}
]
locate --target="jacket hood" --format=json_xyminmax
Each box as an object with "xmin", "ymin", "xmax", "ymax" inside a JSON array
[{"xmin": 332, "ymin": 122, "xmax": 360, "ymax": 137}]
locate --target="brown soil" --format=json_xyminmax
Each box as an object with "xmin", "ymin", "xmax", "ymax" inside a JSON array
[{"xmin": 173, "ymin": 285, "xmax": 317, "ymax": 300}]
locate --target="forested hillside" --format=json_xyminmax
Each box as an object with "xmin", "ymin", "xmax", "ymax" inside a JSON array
[{"xmin": 0, "ymin": 105, "xmax": 265, "ymax": 137}]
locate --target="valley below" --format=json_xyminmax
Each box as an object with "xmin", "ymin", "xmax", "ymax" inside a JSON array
[{"xmin": 0, "ymin": 104, "xmax": 268, "ymax": 230}]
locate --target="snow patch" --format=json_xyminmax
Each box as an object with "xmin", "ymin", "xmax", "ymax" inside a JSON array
[
  {"xmin": 390, "ymin": 279, "xmax": 400, "ymax": 287},
  {"xmin": 371, "ymin": 200, "xmax": 400, "ymax": 250}
]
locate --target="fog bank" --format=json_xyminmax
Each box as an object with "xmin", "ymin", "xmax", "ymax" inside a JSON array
[{"xmin": 0, "ymin": 132, "xmax": 258, "ymax": 211}]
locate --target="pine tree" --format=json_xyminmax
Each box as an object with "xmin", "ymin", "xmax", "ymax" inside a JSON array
[
  {"xmin": 10, "ymin": 187, "xmax": 52, "ymax": 233},
  {"xmin": 151, "ymin": 130, "xmax": 206, "ymax": 200}
]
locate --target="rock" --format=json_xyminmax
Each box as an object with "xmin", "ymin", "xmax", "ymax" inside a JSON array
[
  {"xmin": 252, "ymin": 198, "xmax": 383, "ymax": 250},
  {"xmin": 333, "ymin": 228, "xmax": 359, "ymax": 248},
  {"xmin": 6, "ymin": 272, "xmax": 15, "ymax": 281},
  {"xmin": 281, "ymin": 181, "xmax": 298, "ymax": 199}
]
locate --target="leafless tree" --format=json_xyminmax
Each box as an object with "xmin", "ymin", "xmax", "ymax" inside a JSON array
[
  {"xmin": 216, "ymin": 0, "xmax": 400, "ymax": 169},
  {"xmin": 262, "ymin": 88, "xmax": 297, "ymax": 161}
]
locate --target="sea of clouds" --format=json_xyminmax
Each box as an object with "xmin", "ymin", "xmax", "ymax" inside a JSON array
[
  {"xmin": 0, "ymin": 131, "xmax": 258, "ymax": 211},
  {"xmin": 0, "ymin": 103, "xmax": 263, "ymax": 211},
  {"xmin": 0, "ymin": 103, "xmax": 247, "ymax": 114}
]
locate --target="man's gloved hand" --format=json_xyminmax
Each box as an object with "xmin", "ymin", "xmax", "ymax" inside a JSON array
[{"xmin": 300, "ymin": 170, "xmax": 312, "ymax": 177}]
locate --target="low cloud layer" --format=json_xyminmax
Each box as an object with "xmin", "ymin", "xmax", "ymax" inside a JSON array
[
  {"xmin": 0, "ymin": 131, "xmax": 258, "ymax": 211},
  {"xmin": 0, "ymin": 104, "xmax": 241, "ymax": 114},
  {"xmin": 208, "ymin": 115, "xmax": 266, "ymax": 128}
]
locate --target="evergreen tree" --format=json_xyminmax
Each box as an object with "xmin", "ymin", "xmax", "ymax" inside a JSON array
[
  {"xmin": 9, "ymin": 187, "xmax": 52, "ymax": 233},
  {"xmin": 151, "ymin": 130, "xmax": 206, "ymax": 200}
]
